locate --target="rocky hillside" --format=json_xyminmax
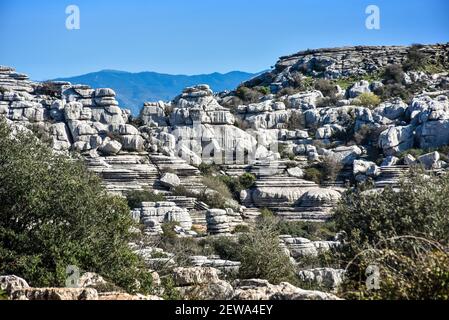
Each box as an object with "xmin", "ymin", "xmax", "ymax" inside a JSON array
[{"xmin": 1, "ymin": 42, "xmax": 449, "ymax": 300}]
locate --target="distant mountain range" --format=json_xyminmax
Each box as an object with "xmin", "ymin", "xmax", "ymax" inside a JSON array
[{"xmin": 55, "ymin": 70, "xmax": 261, "ymax": 115}]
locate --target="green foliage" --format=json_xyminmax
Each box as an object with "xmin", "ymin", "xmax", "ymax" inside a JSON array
[
  {"xmin": 235, "ymin": 86, "xmax": 263, "ymax": 103},
  {"xmin": 0, "ymin": 120, "xmax": 152, "ymax": 293},
  {"xmin": 202, "ymin": 176, "xmax": 233, "ymax": 200},
  {"xmin": 173, "ymin": 180, "xmax": 230, "ymax": 209},
  {"xmin": 259, "ymin": 208, "xmax": 275, "ymax": 219},
  {"xmin": 304, "ymin": 167, "xmax": 323, "ymax": 184},
  {"xmin": 304, "ymin": 157, "xmax": 343, "ymax": 184},
  {"xmin": 161, "ymin": 222, "xmax": 180, "ymax": 242},
  {"xmin": 237, "ymin": 215, "xmax": 297, "ymax": 284},
  {"xmin": 125, "ymin": 189, "xmax": 166, "ymax": 209},
  {"xmin": 233, "ymin": 224, "xmax": 250, "ymax": 233},
  {"xmin": 204, "ymin": 236, "xmax": 242, "ymax": 261},
  {"xmin": 36, "ymin": 81, "xmax": 62, "ymax": 97},
  {"xmin": 161, "ymin": 276, "xmax": 182, "ymax": 300},
  {"xmin": 316, "ymin": 96, "xmax": 339, "ymax": 107},
  {"xmin": 353, "ymin": 92, "xmax": 381, "ymax": 108},
  {"xmin": 0, "ymin": 290, "xmax": 8, "ymax": 300},
  {"xmin": 334, "ymin": 169, "xmax": 449, "ymax": 299},
  {"xmin": 353, "ymin": 125, "xmax": 387, "ymax": 146},
  {"xmin": 403, "ymin": 44, "xmax": 429, "ymax": 72},
  {"xmin": 314, "ymin": 79, "xmax": 338, "ymax": 97},
  {"xmin": 383, "ymin": 64, "xmax": 405, "ymax": 84},
  {"xmin": 256, "ymin": 86, "xmax": 271, "ymax": 95},
  {"xmin": 0, "ymin": 86, "xmax": 7, "ymax": 94},
  {"xmin": 198, "ymin": 162, "xmax": 220, "ymax": 175},
  {"xmin": 277, "ymin": 221, "xmax": 336, "ymax": 241},
  {"xmin": 238, "ymin": 173, "xmax": 257, "ymax": 190}
]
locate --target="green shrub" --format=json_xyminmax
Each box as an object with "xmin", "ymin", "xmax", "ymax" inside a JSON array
[
  {"xmin": 314, "ymin": 79, "xmax": 338, "ymax": 98},
  {"xmin": 277, "ymin": 221, "xmax": 336, "ymax": 241},
  {"xmin": 125, "ymin": 189, "xmax": 166, "ymax": 209},
  {"xmin": 238, "ymin": 215, "xmax": 296, "ymax": 284},
  {"xmin": 316, "ymin": 96, "xmax": 339, "ymax": 108},
  {"xmin": 259, "ymin": 208, "xmax": 275, "ymax": 219},
  {"xmin": 238, "ymin": 173, "xmax": 256, "ymax": 190},
  {"xmin": 235, "ymin": 86, "xmax": 263, "ymax": 103},
  {"xmin": 403, "ymin": 44, "xmax": 429, "ymax": 72},
  {"xmin": 353, "ymin": 93, "xmax": 381, "ymax": 108},
  {"xmin": 304, "ymin": 167, "xmax": 323, "ymax": 184},
  {"xmin": 202, "ymin": 176, "xmax": 233, "ymax": 200},
  {"xmin": 36, "ymin": 81, "xmax": 62, "ymax": 97},
  {"xmin": 0, "ymin": 290, "xmax": 7, "ymax": 300},
  {"xmin": 334, "ymin": 169, "xmax": 449, "ymax": 299},
  {"xmin": 198, "ymin": 162, "xmax": 220, "ymax": 175},
  {"xmin": 233, "ymin": 224, "xmax": 250, "ymax": 233},
  {"xmin": 0, "ymin": 120, "xmax": 152, "ymax": 293},
  {"xmin": 383, "ymin": 64, "xmax": 405, "ymax": 84},
  {"xmin": 319, "ymin": 156, "xmax": 343, "ymax": 182},
  {"xmin": 205, "ymin": 236, "xmax": 242, "ymax": 261},
  {"xmin": 255, "ymin": 86, "xmax": 271, "ymax": 95},
  {"xmin": 353, "ymin": 125, "xmax": 387, "ymax": 146},
  {"xmin": 287, "ymin": 112, "xmax": 305, "ymax": 130}
]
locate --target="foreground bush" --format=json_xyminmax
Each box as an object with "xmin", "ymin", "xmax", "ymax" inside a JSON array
[
  {"xmin": 0, "ymin": 120, "xmax": 152, "ymax": 293},
  {"xmin": 238, "ymin": 216, "xmax": 296, "ymax": 284},
  {"xmin": 334, "ymin": 169, "xmax": 449, "ymax": 299}
]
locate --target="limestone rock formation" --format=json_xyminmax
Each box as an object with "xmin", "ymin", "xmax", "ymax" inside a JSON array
[{"xmin": 232, "ymin": 279, "xmax": 341, "ymax": 300}]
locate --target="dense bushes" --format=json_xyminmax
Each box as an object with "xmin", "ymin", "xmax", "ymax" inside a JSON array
[
  {"xmin": 353, "ymin": 92, "xmax": 381, "ymax": 108},
  {"xmin": 403, "ymin": 44, "xmax": 429, "ymax": 72},
  {"xmin": 125, "ymin": 189, "xmax": 166, "ymax": 209},
  {"xmin": 304, "ymin": 157, "xmax": 343, "ymax": 184},
  {"xmin": 277, "ymin": 221, "xmax": 336, "ymax": 241},
  {"xmin": 0, "ymin": 120, "xmax": 152, "ymax": 293},
  {"xmin": 237, "ymin": 215, "xmax": 297, "ymax": 284},
  {"xmin": 235, "ymin": 86, "xmax": 269, "ymax": 103},
  {"xmin": 334, "ymin": 169, "xmax": 449, "ymax": 299}
]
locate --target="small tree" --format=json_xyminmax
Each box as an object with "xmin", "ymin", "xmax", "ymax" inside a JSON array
[
  {"xmin": 334, "ymin": 169, "xmax": 449, "ymax": 299},
  {"xmin": 238, "ymin": 215, "xmax": 296, "ymax": 284},
  {"xmin": 354, "ymin": 93, "xmax": 381, "ymax": 108},
  {"xmin": 0, "ymin": 120, "xmax": 152, "ymax": 293}
]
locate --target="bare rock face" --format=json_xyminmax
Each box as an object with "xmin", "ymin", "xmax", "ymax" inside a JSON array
[
  {"xmin": 132, "ymin": 201, "xmax": 193, "ymax": 234},
  {"xmin": 172, "ymin": 267, "xmax": 234, "ymax": 300},
  {"xmin": 378, "ymin": 125, "xmax": 414, "ymax": 156},
  {"xmin": 297, "ymin": 268, "xmax": 345, "ymax": 293},
  {"xmin": 173, "ymin": 267, "xmax": 221, "ymax": 286},
  {"xmin": 280, "ymin": 236, "xmax": 339, "ymax": 260},
  {"xmin": 232, "ymin": 279, "xmax": 341, "ymax": 300},
  {"xmin": 160, "ymin": 172, "xmax": 181, "ymax": 189},
  {"xmin": 244, "ymin": 44, "xmax": 449, "ymax": 91},
  {"xmin": 0, "ymin": 275, "xmax": 29, "ymax": 294},
  {"xmin": 10, "ymin": 288, "xmax": 99, "ymax": 300},
  {"xmin": 141, "ymin": 101, "xmax": 168, "ymax": 127},
  {"xmin": 206, "ymin": 209, "xmax": 244, "ymax": 235}
]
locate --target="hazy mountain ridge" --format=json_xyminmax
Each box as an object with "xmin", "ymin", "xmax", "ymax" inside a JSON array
[{"xmin": 55, "ymin": 70, "xmax": 261, "ymax": 114}]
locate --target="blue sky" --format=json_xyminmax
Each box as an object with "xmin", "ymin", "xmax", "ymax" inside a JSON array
[{"xmin": 0, "ymin": 0, "xmax": 448, "ymax": 80}]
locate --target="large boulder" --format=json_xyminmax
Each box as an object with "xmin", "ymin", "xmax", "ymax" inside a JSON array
[
  {"xmin": 232, "ymin": 279, "xmax": 341, "ymax": 300},
  {"xmin": 10, "ymin": 288, "xmax": 99, "ymax": 300},
  {"xmin": 416, "ymin": 120, "xmax": 449, "ymax": 149},
  {"xmin": 0, "ymin": 275, "xmax": 29, "ymax": 294},
  {"xmin": 378, "ymin": 125, "xmax": 415, "ymax": 156},
  {"xmin": 374, "ymin": 99, "xmax": 407, "ymax": 120},
  {"xmin": 172, "ymin": 267, "xmax": 234, "ymax": 300},
  {"xmin": 173, "ymin": 267, "xmax": 220, "ymax": 286},
  {"xmin": 417, "ymin": 151, "xmax": 441, "ymax": 170},
  {"xmin": 348, "ymin": 80, "xmax": 371, "ymax": 98},
  {"xmin": 297, "ymin": 268, "xmax": 345, "ymax": 293},
  {"xmin": 160, "ymin": 172, "xmax": 181, "ymax": 189}
]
